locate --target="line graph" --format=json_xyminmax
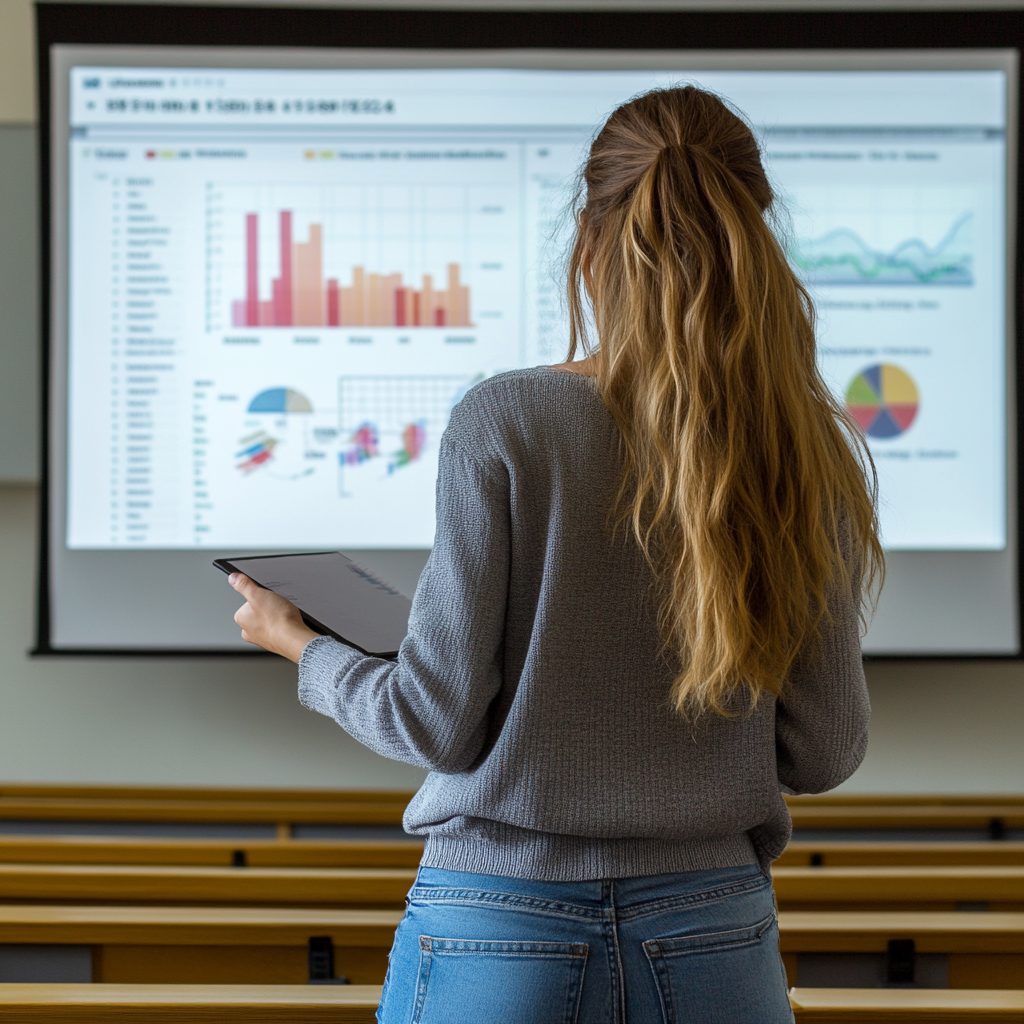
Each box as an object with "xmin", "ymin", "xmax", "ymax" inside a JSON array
[{"xmin": 792, "ymin": 212, "xmax": 973, "ymax": 286}]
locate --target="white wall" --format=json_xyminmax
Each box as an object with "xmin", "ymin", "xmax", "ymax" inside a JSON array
[{"xmin": 0, "ymin": 0, "xmax": 1021, "ymax": 793}]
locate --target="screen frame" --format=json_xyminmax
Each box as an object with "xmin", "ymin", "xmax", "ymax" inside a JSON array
[{"xmin": 33, "ymin": 3, "xmax": 1024, "ymax": 658}]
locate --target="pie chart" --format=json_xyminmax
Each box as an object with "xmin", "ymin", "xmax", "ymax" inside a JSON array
[
  {"xmin": 247, "ymin": 387, "xmax": 313, "ymax": 414},
  {"xmin": 845, "ymin": 364, "xmax": 919, "ymax": 439}
]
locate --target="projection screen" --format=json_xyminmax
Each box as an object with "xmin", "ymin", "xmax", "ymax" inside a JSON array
[{"xmin": 41, "ymin": 41, "xmax": 1019, "ymax": 654}]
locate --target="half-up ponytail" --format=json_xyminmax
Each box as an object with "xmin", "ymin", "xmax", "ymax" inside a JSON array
[{"xmin": 568, "ymin": 86, "xmax": 882, "ymax": 716}]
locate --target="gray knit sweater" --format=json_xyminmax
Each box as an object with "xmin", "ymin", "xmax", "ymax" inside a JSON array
[{"xmin": 298, "ymin": 367, "xmax": 870, "ymax": 880}]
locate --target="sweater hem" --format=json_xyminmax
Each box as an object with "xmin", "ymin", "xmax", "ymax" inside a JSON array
[{"xmin": 419, "ymin": 831, "xmax": 759, "ymax": 882}]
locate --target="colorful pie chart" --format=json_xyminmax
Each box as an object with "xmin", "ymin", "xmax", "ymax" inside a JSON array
[{"xmin": 845, "ymin": 364, "xmax": 919, "ymax": 439}]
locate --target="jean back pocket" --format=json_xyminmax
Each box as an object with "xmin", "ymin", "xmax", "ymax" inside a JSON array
[
  {"xmin": 644, "ymin": 913, "xmax": 793, "ymax": 1024},
  {"xmin": 412, "ymin": 936, "xmax": 588, "ymax": 1024}
]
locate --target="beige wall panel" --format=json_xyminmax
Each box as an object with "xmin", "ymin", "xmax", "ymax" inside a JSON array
[
  {"xmin": 0, "ymin": 125, "xmax": 39, "ymax": 482},
  {"xmin": 0, "ymin": 0, "xmax": 35, "ymax": 124}
]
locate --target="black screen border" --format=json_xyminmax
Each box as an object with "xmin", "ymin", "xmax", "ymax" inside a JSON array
[{"xmin": 34, "ymin": 4, "xmax": 1024, "ymax": 658}]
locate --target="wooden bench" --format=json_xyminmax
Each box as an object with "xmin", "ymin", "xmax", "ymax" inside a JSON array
[
  {"xmin": 0, "ymin": 983, "xmax": 382, "ymax": 1022},
  {"xmin": 3, "ymin": 835, "xmax": 1018, "ymax": 872},
  {"xmin": 0, "ymin": 836, "xmax": 424, "ymax": 868},
  {"xmin": 0, "ymin": 905, "xmax": 403, "ymax": 983},
  {"xmin": 789, "ymin": 987, "xmax": 1024, "ymax": 1022},
  {"xmin": 7, "ymin": 863, "xmax": 1017, "ymax": 913},
  {"xmin": 2, "ymin": 906, "xmax": 1021, "ymax": 987},
  {"xmin": 776, "ymin": 842, "xmax": 1024, "ymax": 868},
  {"xmin": 0, "ymin": 863, "xmax": 415, "ymax": 907},
  {"xmin": 5, "ymin": 784, "xmax": 1019, "ymax": 839},
  {"xmin": 0, "ymin": 784, "xmax": 415, "ymax": 832},
  {"xmin": 779, "ymin": 911, "xmax": 1024, "ymax": 990},
  {"xmin": 785, "ymin": 795, "xmax": 1024, "ymax": 833},
  {"xmin": 3, "ymin": 985, "xmax": 1022, "ymax": 1024},
  {"xmin": 772, "ymin": 866, "xmax": 1024, "ymax": 911},
  {"xmin": 1, "ymin": 986, "xmax": 1021, "ymax": 1023}
]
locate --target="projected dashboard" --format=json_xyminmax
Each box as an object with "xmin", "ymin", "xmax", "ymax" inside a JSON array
[
  {"xmin": 64, "ymin": 64, "xmax": 1009, "ymax": 553},
  {"xmin": 42, "ymin": 33, "xmax": 1018, "ymax": 653}
]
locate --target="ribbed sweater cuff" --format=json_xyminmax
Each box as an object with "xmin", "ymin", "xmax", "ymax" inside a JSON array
[{"xmin": 296, "ymin": 634, "xmax": 363, "ymax": 716}]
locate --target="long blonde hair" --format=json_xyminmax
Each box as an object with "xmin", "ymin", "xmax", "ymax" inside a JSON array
[{"xmin": 567, "ymin": 86, "xmax": 883, "ymax": 716}]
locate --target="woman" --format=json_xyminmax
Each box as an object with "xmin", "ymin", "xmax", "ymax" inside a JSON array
[{"xmin": 229, "ymin": 86, "xmax": 881, "ymax": 1024}]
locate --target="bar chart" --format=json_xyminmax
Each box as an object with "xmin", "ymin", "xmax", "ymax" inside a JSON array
[
  {"xmin": 230, "ymin": 210, "xmax": 473, "ymax": 328},
  {"xmin": 205, "ymin": 178, "xmax": 515, "ymax": 336}
]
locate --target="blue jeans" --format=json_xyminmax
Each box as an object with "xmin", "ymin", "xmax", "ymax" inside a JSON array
[{"xmin": 376, "ymin": 864, "xmax": 793, "ymax": 1024}]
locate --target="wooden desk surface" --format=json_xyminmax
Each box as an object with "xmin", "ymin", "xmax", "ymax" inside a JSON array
[
  {"xmin": 3, "ymin": 905, "xmax": 1021, "ymax": 954},
  {"xmin": 2, "ymin": 984, "xmax": 1022, "ymax": 1024},
  {"xmin": 784, "ymin": 795, "xmax": 1024, "ymax": 808},
  {"xmin": 0, "ymin": 836, "xmax": 424, "ymax": 868},
  {"xmin": 772, "ymin": 866, "xmax": 1024, "ymax": 903},
  {"xmin": 0, "ymin": 863, "xmax": 416, "ymax": 905},
  {"xmin": 789, "ymin": 987, "xmax": 1024, "ymax": 1022},
  {"xmin": 0, "ymin": 983, "xmax": 382, "ymax": 1022},
  {"xmin": 778, "ymin": 912, "xmax": 1024, "ymax": 954},
  {"xmin": 3, "ymin": 983, "xmax": 1022, "ymax": 1023},
  {"xmin": 786, "ymin": 805, "xmax": 1024, "ymax": 830},
  {"xmin": 776, "ymin": 843, "xmax": 1024, "ymax": 868},
  {"xmin": 3, "ymin": 784, "xmax": 1020, "ymax": 829},
  {"xmin": 0, "ymin": 904, "xmax": 403, "ymax": 946},
  {"xmin": 2, "ymin": 835, "xmax": 1019, "ymax": 871},
  {"xmin": 0, "ymin": 784, "xmax": 413, "ymax": 804},
  {"xmin": 4, "ymin": 862, "xmax": 1020, "ymax": 907},
  {"xmin": 3, "ymin": 784, "xmax": 1020, "ymax": 827},
  {"xmin": 0, "ymin": 796, "xmax": 408, "ymax": 825},
  {"xmin": 7, "ymin": 785, "xmax": 1018, "ymax": 806}
]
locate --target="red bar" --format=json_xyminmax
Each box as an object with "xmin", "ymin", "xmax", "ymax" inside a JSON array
[
  {"xmin": 412, "ymin": 292, "xmax": 421, "ymax": 327},
  {"xmin": 394, "ymin": 287, "xmax": 407, "ymax": 327},
  {"xmin": 327, "ymin": 279, "xmax": 340, "ymax": 326},
  {"xmin": 434, "ymin": 307, "xmax": 446, "ymax": 327},
  {"xmin": 271, "ymin": 278, "xmax": 282, "ymax": 322},
  {"xmin": 245, "ymin": 214, "xmax": 259, "ymax": 327},
  {"xmin": 276, "ymin": 210, "xmax": 293, "ymax": 326}
]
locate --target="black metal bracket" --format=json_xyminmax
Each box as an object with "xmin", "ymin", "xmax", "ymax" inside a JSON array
[
  {"xmin": 308, "ymin": 936, "xmax": 350, "ymax": 985},
  {"xmin": 886, "ymin": 939, "xmax": 916, "ymax": 985}
]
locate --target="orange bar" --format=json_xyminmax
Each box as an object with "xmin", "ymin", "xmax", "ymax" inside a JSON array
[
  {"xmin": 421, "ymin": 274, "xmax": 434, "ymax": 328},
  {"xmin": 294, "ymin": 223, "xmax": 324, "ymax": 326},
  {"xmin": 351, "ymin": 267, "xmax": 366, "ymax": 326},
  {"xmin": 340, "ymin": 286, "xmax": 354, "ymax": 326},
  {"xmin": 447, "ymin": 264, "xmax": 468, "ymax": 327},
  {"xmin": 368, "ymin": 273, "xmax": 383, "ymax": 326},
  {"xmin": 386, "ymin": 274, "xmax": 401, "ymax": 327}
]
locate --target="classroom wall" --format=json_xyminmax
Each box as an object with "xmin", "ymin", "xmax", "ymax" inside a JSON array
[{"xmin": 0, "ymin": 0, "xmax": 1021, "ymax": 793}]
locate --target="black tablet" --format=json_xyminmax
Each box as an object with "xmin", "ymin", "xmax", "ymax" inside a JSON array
[{"xmin": 215, "ymin": 551, "xmax": 411, "ymax": 658}]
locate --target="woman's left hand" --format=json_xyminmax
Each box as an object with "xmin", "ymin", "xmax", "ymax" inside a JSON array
[{"xmin": 229, "ymin": 573, "xmax": 320, "ymax": 663}]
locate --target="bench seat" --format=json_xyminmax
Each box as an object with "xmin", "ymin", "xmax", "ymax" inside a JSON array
[
  {"xmin": 0, "ymin": 983, "xmax": 381, "ymax": 1022},
  {"xmin": 789, "ymin": 986, "xmax": 1024, "ymax": 1022},
  {"xmin": 0, "ymin": 863, "xmax": 415, "ymax": 906},
  {"xmin": 776, "ymin": 843, "xmax": 1024, "ymax": 868},
  {"xmin": 772, "ymin": 866, "xmax": 1024, "ymax": 910},
  {"xmin": 0, "ymin": 837, "xmax": 423, "ymax": 868}
]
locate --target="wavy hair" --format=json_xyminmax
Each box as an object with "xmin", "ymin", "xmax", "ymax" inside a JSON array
[{"xmin": 567, "ymin": 86, "xmax": 883, "ymax": 715}]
